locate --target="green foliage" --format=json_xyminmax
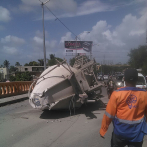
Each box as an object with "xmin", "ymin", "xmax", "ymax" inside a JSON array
[
  {"xmin": 69, "ymin": 57, "xmax": 75, "ymax": 67},
  {"xmin": 9, "ymin": 66, "xmax": 17, "ymax": 73},
  {"xmin": 99, "ymin": 65, "xmax": 129, "ymax": 75},
  {"xmin": 24, "ymin": 63, "xmax": 29, "ymax": 66},
  {"xmin": 47, "ymin": 54, "xmax": 63, "ymax": 66},
  {"xmin": 24, "ymin": 61, "xmax": 39, "ymax": 66},
  {"xmin": 29, "ymin": 61, "xmax": 39, "ymax": 66},
  {"xmin": 23, "ymin": 55, "xmax": 63, "ymax": 67},
  {"xmin": 9, "ymin": 75, "xmax": 16, "ymax": 81},
  {"xmin": 38, "ymin": 59, "xmax": 44, "ymax": 66},
  {"xmin": 128, "ymin": 45, "xmax": 147, "ymax": 75},
  {"xmin": 15, "ymin": 62, "xmax": 21, "ymax": 66},
  {"xmin": 142, "ymin": 58, "xmax": 147, "ymax": 75},
  {"xmin": 10, "ymin": 72, "xmax": 32, "ymax": 81},
  {"xmin": 3, "ymin": 60, "xmax": 10, "ymax": 68},
  {"xmin": 128, "ymin": 45, "xmax": 147, "ymax": 69}
]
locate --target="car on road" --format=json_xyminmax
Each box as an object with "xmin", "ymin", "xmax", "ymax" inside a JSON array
[
  {"xmin": 103, "ymin": 75, "xmax": 109, "ymax": 80},
  {"xmin": 97, "ymin": 75, "xmax": 104, "ymax": 81},
  {"xmin": 124, "ymin": 73, "xmax": 147, "ymax": 89},
  {"xmin": 115, "ymin": 74, "xmax": 124, "ymax": 88}
]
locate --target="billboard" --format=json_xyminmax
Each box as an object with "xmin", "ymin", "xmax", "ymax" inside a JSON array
[{"xmin": 65, "ymin": 41, "xmax": 93, "ymax": 54}]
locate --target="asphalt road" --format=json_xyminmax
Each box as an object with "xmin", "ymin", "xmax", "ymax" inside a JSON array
[{"xmin": 0, "ymin": 87, "xmax": 147, "ymax": 147}]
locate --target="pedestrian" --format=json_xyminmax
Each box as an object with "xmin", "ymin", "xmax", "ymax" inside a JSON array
[
  {"xmin": 100, "ymin": 68, "xmax": 147, "ymax": 147},
  {"xmin": 107, "ymin": 76, "xmax": 115, "ymax": 99}
]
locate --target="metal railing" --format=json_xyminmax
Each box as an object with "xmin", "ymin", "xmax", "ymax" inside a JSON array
[{"xmin": 0, "ymin": 81, "xmax": 33, "ymax": 98}]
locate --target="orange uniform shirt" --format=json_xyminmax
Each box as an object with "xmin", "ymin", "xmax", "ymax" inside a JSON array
[{"xmin": 100, "ymin": 87, "xmax": 147, "ymax": 142}]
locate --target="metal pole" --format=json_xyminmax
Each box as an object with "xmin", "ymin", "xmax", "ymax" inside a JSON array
[
  {"xmin": 42, "ymin": 3, "xmax": 46, "ymax": 70},
  {"xmin": 75, "ymin": 36, "xmax": 77, "ymax": 57}
]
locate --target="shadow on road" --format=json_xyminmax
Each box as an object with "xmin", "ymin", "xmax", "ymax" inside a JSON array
[{"xmin": 40, "ymin": 100, "xmax": 106, "ymax": 120}]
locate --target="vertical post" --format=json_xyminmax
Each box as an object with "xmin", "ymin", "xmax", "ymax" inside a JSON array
[
  {"xmin": 42, "ymin": 3, "xmax": 46, "ymax": 70},
  {"xmin": 90, "ymin": 50, "xmax": 92, "ymax": 60},
  {"xmin": 75, "ymin": 36, "xmax": 77, "ymax": 57}
]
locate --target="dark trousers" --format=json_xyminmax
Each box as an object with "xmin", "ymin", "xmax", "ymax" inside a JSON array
[{"xmin": 111, "ymin": 132, "xmax": 143, "ymax": 147}]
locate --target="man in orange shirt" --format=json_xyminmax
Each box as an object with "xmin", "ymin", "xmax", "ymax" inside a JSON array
[{"xmin": 100, "ymin": 68, "xmax": 147, "ymax": 147}]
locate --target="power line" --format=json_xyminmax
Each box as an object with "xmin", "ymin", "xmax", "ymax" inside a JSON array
[{"xmin": 44, "ymin": 5, "xmax": 81, "ymax": 40}]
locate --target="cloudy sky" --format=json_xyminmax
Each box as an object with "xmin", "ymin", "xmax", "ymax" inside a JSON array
[{"xmin": 0, "ymin": 0, "xmax": 147, "ymax": 66}]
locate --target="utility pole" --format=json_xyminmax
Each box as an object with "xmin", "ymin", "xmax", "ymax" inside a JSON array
[
  {"xmin": 41, "ymin": 0, "xmax": 50, "ymax": 70},
  {"xmin": 75, "ymin": 36, "xmax": 77, "ymax": 57}
]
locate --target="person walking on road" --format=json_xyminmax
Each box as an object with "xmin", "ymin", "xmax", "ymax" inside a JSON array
[
  {"xmin": 100, "ymin": 68, "xmax": 147, "ymax": 147},
  {"xmin": 107, "ymin": 76, "xmax": 115, "ymax": 99}
]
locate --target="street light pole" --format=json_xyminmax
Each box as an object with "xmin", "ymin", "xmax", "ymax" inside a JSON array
[
  {"xmin": 41, "ymin": 0, "xmax": 50, "ymax": 70},
  {"xmin": 41, "ymin": 2, "xmax": 46, "ymax": 70}
]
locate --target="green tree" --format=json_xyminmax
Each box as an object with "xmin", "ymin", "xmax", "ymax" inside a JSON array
[
  {"xmin": 14, "ymin": 72, "xmax": 32, "ymax": 81},
  {"xmin": 142, "ymin": 58, "xmax": 147, "ymax": 75},
  {"xmin": 38, "ymin": 59, "xmax": 44, "ymax": 66},
  {"xmin": 69, "ymin": 57, "xmax": 75, "ymax": 67},
  {"xmin": 24, "ymin": 63, "xmax": 29, "ymax": 66},
  {"xmin": 3, "ymin": 60, "xmax": 10, "ymax": 68},
  {"xmin": 9, "ymin": 66, "xmax": 17, "ymax": 73},
  {"xmin": 9, "ymin": 75, "xmax": 16, "ymax": 81},
  {"xmin": 47, "ymin": 54, "xmax": 63, "ymax": 66},
  {"xmin": 24, "ymin": 61, "xmax": 39, "ymax": 66},
  {"xmin": 29, "ymin": 61, "xmax": 39, "ymax": 66},
  {"xmin": 128, "ymin": 45, "xmax": 147, "ymax": 69},
  {"xmin": 15, "ymin": 62, "xmax": 21, "ymax": 66}
]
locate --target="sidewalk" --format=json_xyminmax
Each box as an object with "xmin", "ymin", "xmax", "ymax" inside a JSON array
[{"xmin": 0, "ymin": 94, "xmax": 28, "ymax": 107}]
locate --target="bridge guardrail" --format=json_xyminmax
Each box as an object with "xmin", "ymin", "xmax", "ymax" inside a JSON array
[{"xmin": 0, "ymin": 81, "xmax": 34, "ymax": 98}]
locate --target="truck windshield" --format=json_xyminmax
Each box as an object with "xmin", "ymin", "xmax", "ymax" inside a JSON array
[{"xmin": 136, "ymin": 77, "xmax": 145, "ymax": 85}]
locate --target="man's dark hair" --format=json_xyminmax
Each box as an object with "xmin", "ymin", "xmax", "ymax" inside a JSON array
[{"xmin": 124, "ymin": 68, "xmax": 138, "ymax": 84}]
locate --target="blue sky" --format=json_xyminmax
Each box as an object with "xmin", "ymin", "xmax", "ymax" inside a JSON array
[{"xmin": 0, "ymin": 0, "xmax": 147, "ymax": 66}]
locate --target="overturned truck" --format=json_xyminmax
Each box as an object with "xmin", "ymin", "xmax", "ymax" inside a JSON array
[{"xmin": 29, "ymin": 56, "xmax": 102, "ymax": 112}]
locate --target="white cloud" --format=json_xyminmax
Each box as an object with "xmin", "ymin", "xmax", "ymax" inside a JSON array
[
  {"xmin": 60, "ymin": 32, "xmax": 73, "ymax": 43},
  {"xmin": 1, "ymin": 35, "xmax": 25, "ymax": 46},
  {"xmin": 32, "ymin": 32, "xmax": 57, "ymax": 51},
  {"xmin": 60, "ymin": 7, "xmax": 147, "ymax": 63},
  {"xmin": 3, "ymin": 46, "xmax": 18, "ymax": 54},
  {"xmin": 18, "ymin": 0, "xmax": 77, "ymax": 13},
  {"xmin": 11, "ymin": 0, "xmax": 146, "ymax": 20},
  {"xmin": 0, "ymin": 35, "xmax": 25, "ymax": 57},
  {"xmin": 77, "ymin": 1, "xmax": 114, "ymax": 16},
  {"xmin": 0, "ymin": 6, "xmax": 11, "ymax": 22}
]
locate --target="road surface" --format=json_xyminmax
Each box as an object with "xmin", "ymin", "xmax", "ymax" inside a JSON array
[{"xmin": 0, "ymin": 87, "xmax": 147, "ymax": 147}]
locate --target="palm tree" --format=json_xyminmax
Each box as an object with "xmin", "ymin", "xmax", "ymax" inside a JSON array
[
  {"xmin": 3, "ymin": 60, "xmax": 10, "ymax": 80},
  {"xmin": 15, "ymin": 62, "xmax": 21, "ymax": 66},
  {"xmin": 3, "ymin": 60, "xmax": 10, "ymax": 68},
  {"xmin": 38, "ymin": 59, "xmax": 44, "ymax": 66}
]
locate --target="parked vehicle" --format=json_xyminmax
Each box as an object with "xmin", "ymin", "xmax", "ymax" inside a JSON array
[
  {"xmin": 115, "ymin": 74, "xmax": 124, "ymax": 88},
  {"xmin": 103, "ymin": 75, "xmax": 109, "ymax": 80},
  {"xmin": 124, "ymin": 73, "xmax": 147, "ymax": 89},
  {"xmin": 97, "ymin": 75, "xmax": 104, "ymax": 81}
]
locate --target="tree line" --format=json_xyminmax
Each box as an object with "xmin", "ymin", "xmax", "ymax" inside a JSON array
[
  {"xmin": 0, "ymin": 54, "xmax": 63, "ymax": 82},
  {"xmin": 128, "ymin": 45, "xmax": 147, "ymax": 75},
  {"xmin": 1, "ymin": 45, "xmax": 147, "ymax": 81}
]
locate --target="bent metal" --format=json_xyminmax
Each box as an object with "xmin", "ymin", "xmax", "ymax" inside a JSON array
[{"xmin": 28, "ymin": 56, "xmax": 102, "ymax": 114}]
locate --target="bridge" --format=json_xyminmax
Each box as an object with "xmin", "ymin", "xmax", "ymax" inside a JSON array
[{"xmin": 0, "ymin": 81, "xmax": 33, "ymax": 98}]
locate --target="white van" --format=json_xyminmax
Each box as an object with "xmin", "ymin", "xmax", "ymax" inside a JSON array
[{"xmin": 124, "ymin": 73, "xmax": 147, "ymax": 89}]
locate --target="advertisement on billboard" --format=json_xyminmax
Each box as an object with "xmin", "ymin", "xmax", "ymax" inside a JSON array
[{"xmin": 64, "ymin": 41, "xmax": 93, "ymax": 54}]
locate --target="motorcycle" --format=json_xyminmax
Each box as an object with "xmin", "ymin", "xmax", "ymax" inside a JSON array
[{"xmin": 107, "ymin": 86, "xmax": 114, "ymax": 99}]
